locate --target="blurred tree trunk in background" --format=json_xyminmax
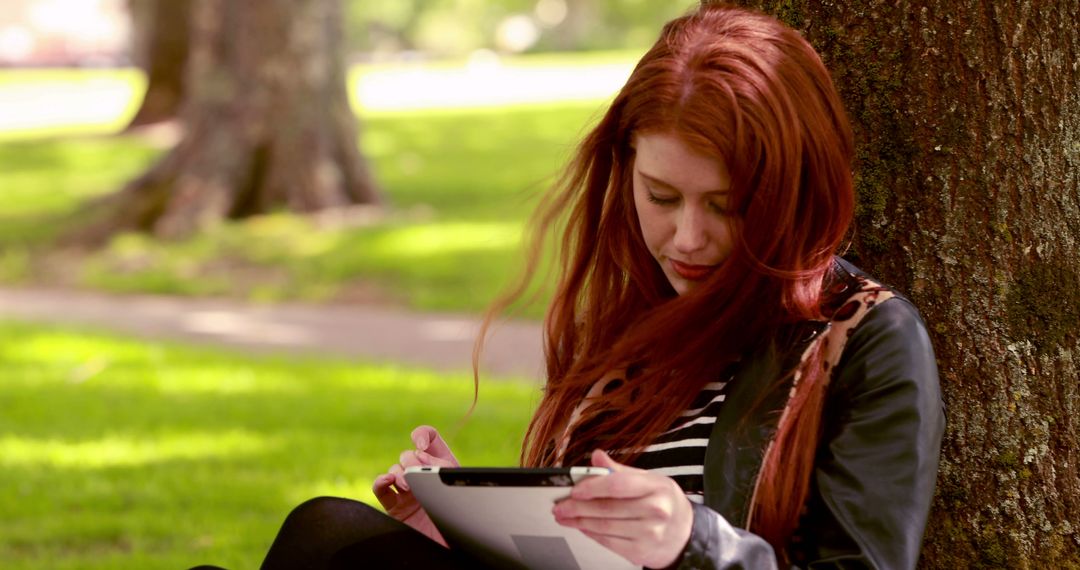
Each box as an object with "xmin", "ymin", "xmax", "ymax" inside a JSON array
[
  {"xmin": 125, "ymin": 0, "xmax": 190, "ymax": 128},
  {"xmin": 549, "ymin": 0, "xmax": 598, "ymax": 50},
  {"xmin": 80, "ymin": 0, "xmax": 380, "ymax": 241},
  {"xmin": 734, "ymin": 0, "xmax": 1080, "ymax": 567}
]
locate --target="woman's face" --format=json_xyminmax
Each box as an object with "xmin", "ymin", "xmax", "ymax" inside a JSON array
[{"xmin": 631, "ymin": 132, "xmax": 735, "ymax": 296}]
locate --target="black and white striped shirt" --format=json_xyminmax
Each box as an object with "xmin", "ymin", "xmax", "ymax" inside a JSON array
[
  {"xmin": 558, "ymin": 369, "xmax": 732, "ymax": 504},
  {"xmin": 632, "ymin": 380, "xmax": 728, "ymax": 504}
]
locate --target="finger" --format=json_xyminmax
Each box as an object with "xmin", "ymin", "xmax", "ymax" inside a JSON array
[
  {"xmin": 572, "ymin": 470, "xmax": 656, "ymax": 501},
  {"xmin": 400, "ymin": 449, "xmax": 425, "ymax": 468},
  {"xmin": 581, "ymin": 528, "xmax": 627, "ymax": 545},
  {"xmin": 398, "ymin": 448, "xmax": 458, "ymax": 469},
  {"xmin": 374, "ymin": 479, "xmax": 423, "ymax": 523},
  {"xmin": 373, "ymin": 473, "xmax": 395, "ymax": 493},
  {"xmin": 388, "ymin": 463, "xmax": 410, "ymax": 492},
  {"xmin": 411, "ymin": 425, "xmax": 458, "ymax": 463},
  {"xmin": 591, "ymin": 449, "xmax": 629, "ymax": 472},
  {"xmin": 373, "ymin": 474, "xmax": 400, "ymax": 509},
  {"xmin": 416, "ymin": 450, "xmax": 458, "ymax": 467},
  {"xmin": 570, "ymin": 450, "xmax": 659, "ymax": 499},
  {"xmin": 554, "ymin": 497, "xmax": 659, "ymax": 520},
  {"xmin": 558, "ymin": 515, "xmax": 645, "ymax": 540}
]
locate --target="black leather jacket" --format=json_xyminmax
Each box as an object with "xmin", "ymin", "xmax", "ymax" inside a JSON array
[{"xmin": 673, "ymin": 259, "xmax": 945, "ymax": 569}]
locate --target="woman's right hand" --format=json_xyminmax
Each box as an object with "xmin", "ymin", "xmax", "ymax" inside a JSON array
[{"xmin": 372, "ymin": 425, "xmax": 460, "ymax": 547}]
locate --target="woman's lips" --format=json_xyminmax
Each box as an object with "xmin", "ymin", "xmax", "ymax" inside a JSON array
[{"xmin": 670, "ymin": 259, "xmax": 718, "ymax": 281}]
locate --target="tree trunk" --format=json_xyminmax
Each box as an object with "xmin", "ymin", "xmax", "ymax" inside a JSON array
[
  {"xmin": 125, "ymin": 0, "xmax": 190, "ymax": 129},
  {"xmin": 82, "ymin": 0, "xmax": 380, "ymax": 241},
  {"xmin": 549, "ymin": 0, "xmax": 600, "ymax": 50},
  {"xmin": 734, "ymin": 1, "xmax": 1080, "ymax": 567}
]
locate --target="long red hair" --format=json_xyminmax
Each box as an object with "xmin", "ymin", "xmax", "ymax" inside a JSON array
[{"xmin": 476, "ymin": 2, "xmax": 853, "ymax": 558}]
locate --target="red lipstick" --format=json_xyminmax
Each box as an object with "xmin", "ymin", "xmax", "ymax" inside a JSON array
[{"xmin": 670, "ymin": 259, "xmax": 717, "ymax": 281}]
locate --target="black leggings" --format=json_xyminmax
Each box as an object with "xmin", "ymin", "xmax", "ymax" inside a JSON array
[{"xmin": 259, "ymin": 497, "xmax": 490, "ymax": 569}]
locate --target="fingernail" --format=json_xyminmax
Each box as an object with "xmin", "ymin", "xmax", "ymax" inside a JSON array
[{"xmin": 413, "ymin": 435, "xmax": 428, "ymax": 450}]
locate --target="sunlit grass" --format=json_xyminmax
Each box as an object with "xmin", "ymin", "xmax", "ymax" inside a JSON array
[
  {"xmin": 0, "ymin": 431, "xmax": 274, "ymax": 469},
  {"xmin": 369, "ymin": 222, "xmax": 521, "ymax": 256},
  {"xmin": 0, "ymin": 319, "xmax": 538, "ymax": 570},
  {"xmin": 75, "ymin": 214, "xmax": 538, "ymax": 311}
]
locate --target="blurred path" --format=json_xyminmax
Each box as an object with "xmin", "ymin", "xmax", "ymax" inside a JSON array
[
  {"xmin": 355, "ymin": 58, "xmax": 633, "ymax": 111},
  {"xmin": 0, "ymin": 287, "xmax": 545, "ymax": 381}
]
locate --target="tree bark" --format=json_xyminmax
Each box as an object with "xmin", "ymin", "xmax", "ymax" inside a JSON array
[
  {"xmin": 82, "ymin": 0, "xmax": 380, "ymax": 241},
  {"xmin": 125, "ymin": 0, "xmax": 190, "ymax": 129},
  {"xmin": 733, "ymin": 1, "xmax": 1080, "ymax": 567}
]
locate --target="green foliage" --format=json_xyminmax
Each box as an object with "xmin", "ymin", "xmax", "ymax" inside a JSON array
[
  {"xmin": 0, "ymin": 320, "xmax": 537, "ymax": 569},
  {"xmin": 344, "ymin": 0, "xmax": 689, "ymax": 55}
]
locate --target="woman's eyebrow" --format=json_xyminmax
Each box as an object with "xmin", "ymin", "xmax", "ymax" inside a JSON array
[{"xmin": 638, "ymin": 171, "xmax": 730, "ymax": 195}]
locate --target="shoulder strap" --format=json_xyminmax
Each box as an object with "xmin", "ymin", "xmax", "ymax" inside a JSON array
[{"xmin": 819, "ymin": 279, "xmax": 895, "ymax": 373}]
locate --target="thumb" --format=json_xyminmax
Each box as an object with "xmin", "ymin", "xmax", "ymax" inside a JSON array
[
  {"xmin": 590, "ymin": 449, "xmax": 627, "ymax": 472},
  {"xmin": 411, "ymin": 425, "xmax": 457, "ymax": 463}
]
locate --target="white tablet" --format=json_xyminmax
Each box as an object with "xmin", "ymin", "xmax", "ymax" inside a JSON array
[{"xmin": 404, "ymin": 466, "xmax": 639, "ymax": 570}]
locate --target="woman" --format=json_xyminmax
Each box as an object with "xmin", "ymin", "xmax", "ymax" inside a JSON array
[{"xmin": 261, "ymin": 3, "xmax": 944, "ymax": 568}]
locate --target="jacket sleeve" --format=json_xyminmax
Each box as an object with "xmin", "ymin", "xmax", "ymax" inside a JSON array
[
  {"xmin": 672, "ymin": 502, "xmax": 778, "ymax": 569},
  {"xmin": 673, "ymin": 297, "xmax": 945, "ymax": 570}
]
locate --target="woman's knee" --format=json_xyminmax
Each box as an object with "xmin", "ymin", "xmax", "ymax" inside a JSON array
[
  {"xmin": 263, "ymin": 497, "xmax": 394, "ymax": 569},
  {"xmin": 281, "ymin": 496, "xmax": 381, "ymax": 529}
]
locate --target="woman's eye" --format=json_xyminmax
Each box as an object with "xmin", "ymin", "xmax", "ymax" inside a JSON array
[
  {"xmin": 646, "ymin": 193, "xmax": 678, "ymax": 205},
  {"xmin": 708, "ymin": 201, "xmax": 732, "ymax": 215}
]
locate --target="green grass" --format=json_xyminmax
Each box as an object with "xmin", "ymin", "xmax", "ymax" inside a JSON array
[
  {"xmin": 0, "ymin": 136, "xmax": 161, "ymax": 244},
  {"xmin": 0, "ymin": 70, "xmax": 612, "ymax": 315},
  {"xmin": 0, "ymin": 319, "xmax": 539, "ymax": 569},
  {"xmin": 0, "ymin": 57, "xmax": 630, "ymax": 570}
]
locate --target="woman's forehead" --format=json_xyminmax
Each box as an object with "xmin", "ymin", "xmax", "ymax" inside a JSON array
[{"xmin": 632, "ymin": 133, "xmax": 731, "ymax": 193}]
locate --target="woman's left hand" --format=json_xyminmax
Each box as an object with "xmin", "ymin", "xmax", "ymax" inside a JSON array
[{"xmin": 552, "ymin": 449, "xmax": 693, "ymax": 569}]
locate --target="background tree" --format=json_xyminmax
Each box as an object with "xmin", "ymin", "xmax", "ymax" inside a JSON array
[
  {"xmin": 81, "ymin": 0, "xmax": 380, "ymax": 241},
  {"xmin": 733, "ymin": 1, "xmax": 1080, "ymax": 567},
  {"xmin": 125, "ymin": 0, "xmax": 190, "ymax": 128}
]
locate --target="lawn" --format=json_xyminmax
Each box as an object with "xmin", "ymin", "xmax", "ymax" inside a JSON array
[
  {"xmin": 0, "ymin": 320, "xmax": 539, "ymax": 569},
  {"xmin": 0, "ymin": 59, "xmax": 609, "ymax": 568},
  {"xmin": 0, "ymin": 57, "xmax": 629, "ymax": 316}
]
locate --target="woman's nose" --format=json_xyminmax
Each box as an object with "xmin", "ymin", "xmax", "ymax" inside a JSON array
[{"xmin": 673, "ymin": 206, "xmax": 708, "ymax": 254}]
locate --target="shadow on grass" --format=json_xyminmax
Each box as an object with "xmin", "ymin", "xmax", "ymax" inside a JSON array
[{"xmin": 0, "ymin": 134, "xmax": 162, "ymax": 277}]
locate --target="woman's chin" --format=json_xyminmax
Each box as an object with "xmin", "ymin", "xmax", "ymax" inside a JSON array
[{"xmin": 666, "ymin": 275, "xmax": 696, "ymax": 296}]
